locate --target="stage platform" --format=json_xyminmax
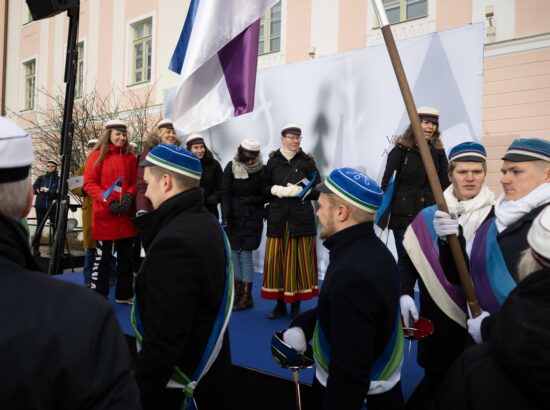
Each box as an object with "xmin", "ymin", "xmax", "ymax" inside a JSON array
[{"xmin": 55, "ymin": 271, "xmax": 423, "ymax": 402}]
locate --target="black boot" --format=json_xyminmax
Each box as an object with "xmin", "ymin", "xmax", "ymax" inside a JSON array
[
  {"xmin": 268, "ymin": 299, "xmax": 287, "ymax": 319},
  {"xmin": 291, "ymin": 301, "xmax": 301, "ymax": 320},
  {"xmin": 232, "ymin": 280, "xmax": 243, "ymax": 310},
  {"xmin": 234, "ymin": 282, "xmax": 253, "ymax": 311}
]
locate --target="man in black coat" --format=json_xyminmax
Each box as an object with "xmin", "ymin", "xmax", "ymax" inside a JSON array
[
  {"xmin": 433, "ymin": 206, "xmax": 550, "ymax": 410},
  {"xmin": 32, "ymin": 159, "xmax": 60, "ymax": 256},
  {"xmin": 282, "ymin": 167, "xmax": 404, "ymax": 410},
  {"xmin": 134, "ymin": 143, "xmax": 233, "ymax": 410},
  {"xmin": 0, "ymin": 117, "xmax": 139, "ymax": 409}
]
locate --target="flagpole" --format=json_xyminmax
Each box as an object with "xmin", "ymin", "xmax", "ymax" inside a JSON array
[{"xmin": 371, "ymin": 0, "xmax": 481, "ymax": 318}]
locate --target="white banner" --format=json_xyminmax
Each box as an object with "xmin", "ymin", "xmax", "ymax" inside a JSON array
[{"xmin": 165, "ymin": 23, "xmax": 484, "ymax": 277}]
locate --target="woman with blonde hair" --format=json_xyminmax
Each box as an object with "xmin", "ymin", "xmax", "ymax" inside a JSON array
[
  {"xmin": 136, "ymin": 118, "xmax": 180, "ymax": 215},
  {"xmin": 83, "ymin": 119, "xmax": 137, "ymax": 302}
]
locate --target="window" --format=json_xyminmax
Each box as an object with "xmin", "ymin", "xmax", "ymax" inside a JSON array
[
  {"xmin": 75, "ymin": 42, "xmax": 84, "ymax": 98},
  {"xmin": 383, "ymin": 0, "xmax": 427, "ymax": 24},
  {"xmin": 23, "ymin": 60, "xmax": 36, "ymax": 110},
  {"xmin": 131, "ymin": 18, "xmax": 152, "ymax": 84},
  {"xmin": 259, "ymin": 1, "xmax": 281, "ymax": 55}
]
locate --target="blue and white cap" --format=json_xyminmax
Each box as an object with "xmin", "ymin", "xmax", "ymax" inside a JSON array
[
  {"xmin": 448, "ymin": 141, "xmax": 487, "ymax": 162},
  {"xmin": 140, "ymin": 143, "xmax": 202, "ymax": 180},
  {"xmin": 502, "ymin": 138, "xmax": 550, "ymax": 162},
  {"xmin": 316, "ymin": 167, "xmax": 383, "ymax": 213}
]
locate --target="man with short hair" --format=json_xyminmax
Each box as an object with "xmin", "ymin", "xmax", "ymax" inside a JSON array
[
  {"xmin": 32, "ymin": 158, "xmax": 60, "ymax": 256},
  {"xmin": 0, "ymin": 117, "xmax": 139, "ymax": 408},
  {"xmin": 282, "ymin": 167, "xmax": 404, "ymax": 409},
  {"xmin": 463, "ymin": 138, "xmax": 550, "ymax": 343},
  {"xmin": 398, "ymin": 141, "xmax": 495, "ymax": 409},
  {"xmin": 133, "ymin": 143, "xmax": 233, "ymax": 409}
]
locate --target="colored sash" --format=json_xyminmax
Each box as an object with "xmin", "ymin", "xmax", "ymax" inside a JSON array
[
  {"xmin": 375, "ymin": 171, "xmax": 396, "ymax": 230},
  {"xmin": 403, "ymin": 206, "xmax": 467, "ymax": 327},
  {"xmin": 131, "ymin": 226, "xmax": 234, "ymax": 410},
  {"xmin": 470, "ymin": 218, "xmax": 516, "ymax": 313},
  {"xmin": 312, "ymin": 311, "xmax": 404, "ymax": 397}
]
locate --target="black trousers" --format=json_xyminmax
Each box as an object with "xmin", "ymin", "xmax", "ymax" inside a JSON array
[
  {"xmin": 92, "ymin": 238, "xmax": 134, "ymax": 299},
  {"xmin": 33, "ymin": 206, "xmax": 56, "ymax": 251}
]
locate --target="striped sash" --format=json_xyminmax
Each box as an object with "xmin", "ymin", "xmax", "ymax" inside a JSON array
[
  {"xmin": 403, "ymin": 206, "xmax": 467, "ymax": 327},
  {"xmin": 470, "ymin": 218, "xmax": 516, "ymax": 313},
  {"xmin": 131, "ymin": 226, "xmax": 234, "ymax": 410},
  {"xmin": 312, "ymin": 311, "xmax": 404, "ymax": 396}
]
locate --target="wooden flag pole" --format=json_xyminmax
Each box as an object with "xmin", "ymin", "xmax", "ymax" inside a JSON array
[{"xmin": 371, "ymin": 0, "xmax": 481, "ymax": 317}]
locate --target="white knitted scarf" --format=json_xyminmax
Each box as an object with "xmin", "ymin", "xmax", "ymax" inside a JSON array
[
  {"xmin": 443, "ymin": 184, "xmax": 495, "ymax": 242},
  {"xmin": 494, "ymin": 183, "xmax": 550, "ymax": 233},
  {"xmin": 232, "ymin": 153, "xmax": 264, "ymax": 180},
  {"xmin": 280, "ymin": 147, "xmax": 297, "ymax": 161}
]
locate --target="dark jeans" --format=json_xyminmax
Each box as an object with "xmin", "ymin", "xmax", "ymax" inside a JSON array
[
  {"xmin": 392, "ymin": 228, "xmax": 407, "ymax": 260},
  {"xmin": 92, "ymin": 238, "xmax": 134, "ymax": 299}
]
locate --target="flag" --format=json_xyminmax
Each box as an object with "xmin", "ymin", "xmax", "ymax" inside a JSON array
[
  {"xmin": 374, "ymin": 170, "xmax": 396, "ymax": 229},
  {"xmin": 298, "ymin": 171, "xmax": 318, "ymax": 200},
  {"xmin": 102, "ymin": 177, "xmax": 123, "ymax": 202},
  {"xmin": 168, "ymin": 0, "xmax": 279, "ymax": 135}
]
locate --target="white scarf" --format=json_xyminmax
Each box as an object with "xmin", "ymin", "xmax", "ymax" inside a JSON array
[
  {"xmin": 232, "ymin": 154, "xmax": 264, "ymax": 180},
  {"xmin": 494, "ymin": 183, "xmax": 550, "ymax": 232},
  {"xmin": 280, "ymin": 147, "xmax": 297, "ymax": 161},
  {"xmin": 444, "ymin": 184, "xmax": 495, "ymax": 242}
]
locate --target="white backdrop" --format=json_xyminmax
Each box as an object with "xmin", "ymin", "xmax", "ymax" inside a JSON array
[{"xmin": 165, "ymin": 23, "xmax": 484, "ymax": 277}]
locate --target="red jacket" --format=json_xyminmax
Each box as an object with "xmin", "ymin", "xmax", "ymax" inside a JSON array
[{"xmin": 84, "ymin": 145, "xmax": 138, "ymax": 240}]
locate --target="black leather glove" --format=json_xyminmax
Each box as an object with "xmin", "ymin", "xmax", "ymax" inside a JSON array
[
  {"xmin": 118, "ymin": 193, "xmax": 135, "ymax": 213},
  {"xmin": 108, "ymin": 201, "xmax": 123, "ymax": 215}
]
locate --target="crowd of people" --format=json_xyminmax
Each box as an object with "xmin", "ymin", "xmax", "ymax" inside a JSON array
[{"xmin": 1, "ymin": 108, "xmax": 549, "ymax": 409}]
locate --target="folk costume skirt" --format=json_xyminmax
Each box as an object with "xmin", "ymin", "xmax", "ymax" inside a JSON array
[{"xmin": 261, "ymin": 221, "xmax": 319, "ymax": 303}]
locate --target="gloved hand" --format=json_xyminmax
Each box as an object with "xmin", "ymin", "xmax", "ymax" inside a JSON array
[
  {"xmin": 434, "ymin": 210, "xmax": 459, "ymax": 237},
  {"xmin": 271, "ymin": 185, "xmax": 286, "ymax": 198},
  {"xmin": 467, "ymin": 308, "xmax": 490, "ymax": 344},
  {"xmin": 118, "ymin": 193, "xmax": 135, "ymax": 213},
  {"xmin": 282, "ymin": 327, "xmax": 307, "ymax": 354},
  {"xmin": 284, "ymin": 183, "xmax": 302, "ymax": 197},
  {"xmin": 108, "ymin": 200, "xmax": 123, "ymax": 215},
  {"xmin": 400, "ymin": 295, "xmax": 419, "ymax": 329}
]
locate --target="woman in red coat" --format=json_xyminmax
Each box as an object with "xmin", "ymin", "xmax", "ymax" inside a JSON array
[{"xmin": 84, "ymin": 119, "xmax": 137, "ymax": 302}]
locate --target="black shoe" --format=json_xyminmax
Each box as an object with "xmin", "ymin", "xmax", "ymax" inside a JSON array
[
  {"xmin": 32, "ymin": 249, "xmax": 40, "ymax": 257},
  {"xmin": 291, "ymin": 301, "xmax": 301, "ymax": 320},
  {"xmin": 268, "ymin": 300, "xmax": 287, "ymax": 319}
]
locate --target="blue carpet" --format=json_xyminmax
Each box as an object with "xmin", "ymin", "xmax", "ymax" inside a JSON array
[{"xmin": 55, "ymin": 271, "xmax": 423, "ymax": 399}]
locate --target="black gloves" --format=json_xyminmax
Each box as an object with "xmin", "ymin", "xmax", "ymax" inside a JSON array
[{"xmin": 108, "ymin": 193, "xmax": 135, "ymax": 215}]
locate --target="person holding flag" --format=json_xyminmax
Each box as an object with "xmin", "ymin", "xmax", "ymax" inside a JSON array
[
  {"xmin": 280, "ymin": 167, "xmax": 404, "ymax": 409},
  {"xmin": 84, "ymin": 119, "xmax": 137, "ymax": 303},
  {"xmin": 398, "ymin": 141, "xmax": 495, "ymax": 409},
  {"xmin": 133, "ymin": 144, "xmax": 232, "ymax": 409},
  {"xmin": 261, "ymin": 124, "xmax": 321, "ymax": 320}
]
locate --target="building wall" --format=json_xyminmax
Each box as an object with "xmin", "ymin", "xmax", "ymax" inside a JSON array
[{"xmin": 4, "ymin": 0, "xmax": 550, "ymax": 197}]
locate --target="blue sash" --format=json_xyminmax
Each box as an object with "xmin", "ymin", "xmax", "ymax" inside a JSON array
[{"xmin": 470, "ymin": 218, "xmax": 516, "ymax": 313}]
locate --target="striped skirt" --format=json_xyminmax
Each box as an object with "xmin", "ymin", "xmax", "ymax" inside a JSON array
[{"xmin": 261, "ymin": 222, "xmax": 319, "ymax": 303}]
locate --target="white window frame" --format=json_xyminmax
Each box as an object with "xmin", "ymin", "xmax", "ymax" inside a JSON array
[
  {"xmin": 259, "ymin": 1, "xmax": 282, "ymax": 55},
  {"xmin": 75, "ymin": 41, "xmax": 85, "ymax": 99},
  {"xmin": 129, "ymin": 17, "xmax": 153, "ymax": 86},
  {"xmin": 22, "ymin": 59, "xmax": 36, "ymax": 111},
  {"xmin": 382, "ymin": 0, "xmax": 428, "ymax": 25}
]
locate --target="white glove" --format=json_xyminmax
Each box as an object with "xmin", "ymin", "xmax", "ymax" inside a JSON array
[
  {"xmin": 283, "ymin": 183, "xmax": 302, "ymax": 197},
  {"xmin": 433, "ymin": 210, "xmax": 459, "ymax": 237},
  {"xmin": 271, "ymin": 185, "xmax": 286, "ymax": 198},
  {"xmin": 282, "ymin": 327, "xmax": 307, "ymax": 354},
  {"xmin": 136, "ymin": 210, "xmax": 148, "ymax": 217},
  {"xmin": 467, "ymin": 310, "xmax": 490, "ymax": 344},
  {"xmin": 400, "ymin": 295, "xmax": 419, "ymax": 329}
]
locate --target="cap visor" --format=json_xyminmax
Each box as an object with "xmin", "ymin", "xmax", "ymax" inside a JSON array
[
  {"xmin": 452, "ymin": 155, "xmax": 485, "ymax": 163},
  {"xmin": 502, "ymin": 153, "xmax": 540, "ymax": 162}
]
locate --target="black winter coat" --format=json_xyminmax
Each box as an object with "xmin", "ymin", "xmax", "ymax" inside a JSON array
[
  {"xmin": 133, "ymin": 187, "xmax": 232, "ymax": 409},
  {"xmin": 0, "ymin": 214, "xmax": 139, "ymax": 409},
  {"xmin": 199, "ymin": 151, "xmax": 223, "ymax": 218},
  {"xmin": 380, "ymin": 142, "xmax": 449, "ymax": 229},
  {"xmin": 263, "ymin": 149, "xmax": 320, "ymax": 238},
  {"xmin": 293, "ymin": 223, "xmax": 403, "ymax": 410},
  {"xmin": 33, "ymin": 171, "xmax": 60, "ymax": 209},
  {"xmin": 433, "ymin": 267, "xmax": 550, "ymax": 410},
  {"xmin": 220, "ymin": 161, "xmax": 265, "ymax": 251}
]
